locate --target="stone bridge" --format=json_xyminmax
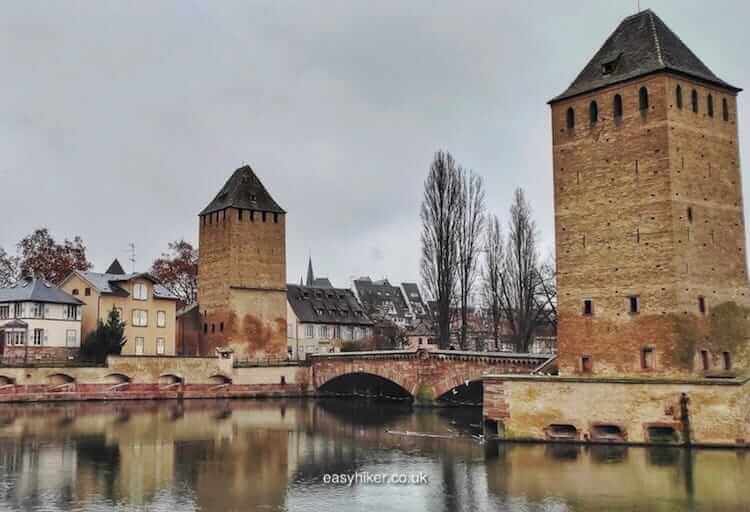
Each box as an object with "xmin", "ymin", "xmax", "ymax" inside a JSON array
[{"xmin": 310, "ymin": 349, "xmax": 552, "ymax": 405}]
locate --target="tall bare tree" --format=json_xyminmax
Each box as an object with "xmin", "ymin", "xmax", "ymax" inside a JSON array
[
  {"xmin": 498, "ymin": 188, "xmax": 547, "ymax": 352},
  {"xmin": 536, "ymin": 255, "xmax": 557, "ymax": 330},
  {"xmin": 0, "ymin": 247, "xmax": 19, "ymax": 287},
  {"xmin": 421, "ymin": 151, "xmax": 463, "ymax": 348},
  {"xmin": 481, "ymin": 215, "xmax": 504, "ymax": 350},
  {"xmin": 456, "ymin": 170, "xmax": 485, "ymax": 349}
]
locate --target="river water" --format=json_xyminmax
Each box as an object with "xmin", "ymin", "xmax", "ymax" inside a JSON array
[{"xmin": 0, "ymin": 399, "xmax": 747, "ymax": 512}]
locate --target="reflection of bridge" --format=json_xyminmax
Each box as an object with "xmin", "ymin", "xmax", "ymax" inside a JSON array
[{"xmin": 310, "ymin": 349, "xmax": 552, "ymax": 404}]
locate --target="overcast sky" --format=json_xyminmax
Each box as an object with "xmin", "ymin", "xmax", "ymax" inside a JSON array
[{"xmin": 1, "ymin": 1, "xmax": 748, "ymax": 289}]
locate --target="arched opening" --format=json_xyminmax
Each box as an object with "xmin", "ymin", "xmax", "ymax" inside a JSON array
[
  {"xmin": 566, "ymin": 107, "xmax": 575, "ymax": 129},
  {"xmin": 47, "ymin": 373, "xmax": 75, "ymax": 386},
  {"xmin": 647, "ymin": 425, "xmax": 680, "ymax": 444},
  {"xmin": 590, "ymin": 423, "xmax": 626, "ymax": 443},
  {"xmin": 0, "ymin": 376, "xmax": 15, "ymax": 387},
  {"xmin": 208, "ymin": 374, "xmax": 232, "ymax": 385},
  {"xmin": 589, "ymin": 101, "xmax": 598, "ymax": 124},
  {"xmin": 707, "ymin": 94, "xmax": 714, "ymax": 117},
  {"xmin": 545, "ymin": 423, "xmax": 579, "ymax": 441},
  {"xmin": 722, "ymin": 98, "xmax": 729, "ymax": 121},
  {"xmin": 318, "ymin": 372, "xmax": 412, "ymax": 402},
  {"xmin": 159, "ymin": 374, "xmax": 183, "ymax": 386},
  {"xmin": 613, "ymin": 94, "xmax": 623, "ymax": 118},
  {"xmin": 675, "ymin": 85, "xmax": 683, "ymax": 109},
  {"xmin": 691, "ymin": 89, "xmax": 699, "ymax": 113},
  {"xmin": 103, "ymin": 373, "xmax": 131, "ymax": 384},
  {"xmin": 639, "ymin": 87, "xmax": 649, "ymax": 111},
  {"xmin": 436, "ymin": 380, "xmax": 483, "ymax": 406}
]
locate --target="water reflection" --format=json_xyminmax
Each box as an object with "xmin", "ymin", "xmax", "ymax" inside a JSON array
[{"xmin": 0, "ymin": 399, "xmax": 747, "ymax": 511}]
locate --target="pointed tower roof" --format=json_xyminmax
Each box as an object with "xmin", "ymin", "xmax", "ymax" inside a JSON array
[
  {"xmin": 551, "ymin": 10, "xmax": 740, "ymax": 103},
  {"xmin": 306, "ymin": 257, "xmax": 314, "ymax": 287},
  {"xmin": 105, "ymin": 259, "xmax": 126, "ymax": 275},
  {"xmin": 200, "ymin": 165, "xmax": 286, "ymax": 216}
]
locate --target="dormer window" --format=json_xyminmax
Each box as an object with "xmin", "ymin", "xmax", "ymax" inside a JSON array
[{"xmin": 601, "ymin": 55, "xmax": 620, "ymax": 75}]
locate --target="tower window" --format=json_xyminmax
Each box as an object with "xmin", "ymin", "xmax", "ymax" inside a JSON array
[
  {"xmin": 250, "ymin": 210, "xmax": 255, "ymax": 222},
  {"xmin": 722, "ymin": 351, "xmax": 732, "ymax": 370},
  {"xmin": 566, "ymin": 107, "xmax": 575, "ymax": 129},
  {"xmin": 675, "ymin": 85, "xmax": 683, "ymax": 109},
  {"xmin": 641, "ymin": 347, "xmax": 654, "ymax": 369},
  {"xmin": 707, "ymin": 94, "xmax": 714, "ymax": 117},
  {"xmin": 722, "ymin": 98, "xmax": 729, "ymax": 121},
  {"xmin": 273, "ymin": 213, "xmax": 279, "ymax": 223},
  {"xmin": 698, "ymin": 296, "xmax": 706, "ymax": 315},
  {"xmin": 583, "ymin": 299, "xmax": 593, "ymax": 316},
  {"xmin": 589, "ymin": 101, "xmax": 598, "ymax": 124},
  {"xmin": 613, "ymin": 94, "xmax": 623, "ymax": 118},
  {"xmin": 691, "ymin": 90, "xmax": 698, "ymax": 113},
  {"xmin": 629, "ymin": 295, "xmax": 640, "ymax": 314},
  {"xmin": 238, "ymin": 209, "xmax": 243, "ymax": 221},
  {"xmin": 639, "ymin": 87, "xmax": 649, "ymax": 110},
  {"xmin": 700, "ymin": 349, "xmax": 710, "ymax": 370},
  {"xmin": 203, "ymin": 323, "xmax": 208, "ymax": 334},
  {"xmin": 687, "ymin": 207, "xmax": 693, "ymax": 223},
  {"xmin": 262, "ymin": 212, "xmax": 267, "ymax": 222}
]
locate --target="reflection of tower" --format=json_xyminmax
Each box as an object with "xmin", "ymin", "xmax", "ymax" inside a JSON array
[
  {"xmin": 197, "ymin": 165, "xmax": 287, "ymax": 358},
  {"xmin": 550, "ymin": 10, "xmax": 748, "ymax": 376}
]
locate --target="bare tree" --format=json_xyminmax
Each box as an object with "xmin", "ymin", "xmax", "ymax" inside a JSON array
[
  {"xmin": 481, "ymin": 215, "xmax": 504, "ymax": 350},
  {"xmin": 536, "ymin": 254, "xmax": 557, "ymax": 330},
  {"xmin": 0, "ymin": 247, "xmax": 19, "ymax": 287},
  {"xmin": 498, "ymin": 188, "xmax": 547, "ymax": 352},
  {"xmin": 421, "ymin": 151, "xmax": 463, "ymax": 348},
  {"xmin": 456, "ymin": 170, "xmax": 485, "ymax": 349}
]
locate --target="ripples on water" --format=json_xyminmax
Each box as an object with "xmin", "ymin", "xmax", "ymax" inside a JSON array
[{"xmin": 0, "ymin": 399, "xmax": 747, "ymax": 512}]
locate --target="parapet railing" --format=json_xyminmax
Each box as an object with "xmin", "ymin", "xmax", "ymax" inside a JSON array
[{"xmin": 233, "ymin": 357, "xmax": 306, "ymax": 368}]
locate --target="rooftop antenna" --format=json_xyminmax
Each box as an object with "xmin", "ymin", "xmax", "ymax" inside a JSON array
[
  {"xmin": 636, "ymin": 0, "xmax": 640, "ymax": 13},
  {"xmin": 128, "ymin": 243, "xmax": 136, "ymax": 273}
]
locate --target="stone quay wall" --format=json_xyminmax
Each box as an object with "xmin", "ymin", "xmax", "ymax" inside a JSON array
[{"xmin": 483, "ymin": 374, "xmax": 750, "ymax": 448}]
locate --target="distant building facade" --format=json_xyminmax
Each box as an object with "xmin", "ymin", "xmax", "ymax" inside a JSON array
[
  {"xmin": 0, "ymin": 275, "xmax": 83, "ymax": 361},
  {"xmin": 286, "ymin": 284, "xmax": 373, "ymax": 359},
  {"xmin": 352, "ymin": 277, "xmax": 428, "ymax": 328},
  {"xmin": 60, "ymin": 259, "xmax": 178, "ymax": 356}
]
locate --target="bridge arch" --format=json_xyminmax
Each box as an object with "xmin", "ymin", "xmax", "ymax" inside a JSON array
[
  {"xmin": 0, "ymin": 375, "xmax": 16, "ymax": 386},
  {"xmin": 317, "ymin": 371, "xmax": 413, "ymax": 399},
  {"xmin": 47, "ymin": 373, "xmax": 75, "ymax": 385},
  {"xmin": 159, "ymin": 373, "xmax": 183, "ymax": 386},
  {"xmin": 103, "ymin": 373, "xmax": 131, "ymax": 384},
  {"xmin": 208, "ymin": 374, "xmax": 232, "ymax": 385}
]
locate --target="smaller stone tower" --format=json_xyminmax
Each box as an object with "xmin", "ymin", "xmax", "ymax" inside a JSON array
[{"xmin": 197, "ymin": 165, "xmax": 287, "ymax": 358}]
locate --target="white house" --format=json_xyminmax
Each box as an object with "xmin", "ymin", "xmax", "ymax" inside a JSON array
[{"xmin": 0, "ymin": 275, "xmax": 83, "ymax": 362}]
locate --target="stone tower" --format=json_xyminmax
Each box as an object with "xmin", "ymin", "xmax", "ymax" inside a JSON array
[
  {"xmin": 550, "ymin": 10, "xmax": 749, "ymax": 377},
  {"xmin": 198, "ymin": 165, "xmax": 287, "ymax": 358}
]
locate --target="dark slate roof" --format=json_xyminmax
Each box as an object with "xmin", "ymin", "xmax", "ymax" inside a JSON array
[
  {"xmin": 75, "ymin": 271, "xmax": 178, "ymax": 300},
  {"xmin": 106, "ymin": 259, "xmax": 126, "ymax": 275},
  {"xmin": 401, "ymin": 282, "xmax": 430, "ymax": 318},
  {"xmin": 551, "ymin": 10, "xmax": 740, "ymax": 103},
  {"xmin": 200, "ymin": 165, "xmax": 285, "ymax": 216},
  {"xmin": 353, "ymin": 277, "xmax": 411, "ymax": 319},
  {"xmin": 287, "ymin": 284, "xmax": 373, "ymax": 326},
  {"xmin": 312, "ymin": 278, "xmax": 333, "ymax": 288},
  {"xmin": 0, "ymin": 276, "xmax": 84, "ymax": 305}
]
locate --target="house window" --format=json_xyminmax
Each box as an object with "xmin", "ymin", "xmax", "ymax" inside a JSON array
[
  {"xmin": 132, "ymin": 309, "xmax": 148, "ymax": 327},
  {"xmin": 698, "ymin": 296, "xmax": 706, "ymax": 315},
  {"xmin": 85, "ymin": 288, "xmax": 91, "ymax": 297},
  {"xmin": 628, "ymin": 296, "xmax": 640, "ymax": 314},
  {"xmin": 639, "ymin": 87, "xmax": 649, "ymax": 110},
  {"xmin": 157, "ymin": 310, "xmax": 167, "ymax": 328},
  {"xmin": 133, "ymin": 283, "xmax": 148, "ymax": 301},
  {"xmin": 589, "ymin": 101, "xmax": 598, "ymax": 124},
  {"xmin": 581, "ymin": 355, "xmax": 593, "ymax": 373},
  {"xmin": 135, "ymin": 337, "xmax": 145, "ymax": 355},
  {"xmin": 72, "ymin": 289, "xmax": 79, "ymax": 296},
  {"xmin": 66, "ymin": 330, "xmax": 78, "ymax": 347},
  {"xmin": 722, "ymin": 98, "xmax": 729, "ymax": 121},
  {"xmin": 613, "ymin": 94, "xmax": 623, "ymax": 118},
  {"xmin": 65, "ymin": 305, "xmax": 78, "ymax": 320},
  {"xmin": 583, "ymin": 299, "xmax": 593, "ymax": 316},
  {"xmin": 10, "ymin": 332, "xmax": 25, "ymax": 346},
  {"xmin": 33, "ymin": 328, "xmax": 44, "ymax": 346},
  {"xmin": 700, "ymin": 349, "xmax": 710, "ymax": 370},
  {"xmin": 691, "ymin": 89, "xmax": 698, "ymax": 113},
  {"xmin": 319, "ymin": 326, "xmax": 329, "ymax": 338},
  {"xmin": 675, "ymin": 85, "xmax": 683, "ymax": 109},
  {"xmin": 566, "ymin": 107, "xmax": 575, "ymax": 129},
  {"xmin": 641, "ymin": 347, "xmax": 654, "ymax": 369},
  {"xmin": 156, "ymin": 337, "xmax": 165, "ymax": 355},
  {"xmin": 0, "ymin": 305, "xmax": 8, "ymax": 319},
  {"xmin": 305, "ymin": 325, "xmax": 314, "ymax": 338},
  {"xmin": 32, "ymin": 303, "xmax": 44, "ymax": 318},
  {"xmin": 722, "ymin": 351, "xmax": 732, "ymax": 370},
  {"xmin": 707, "ymin": 94, "xmax": 714, "ymax": 117},
  {"xmin": 13, "ymin": 303, "xmax": 22, "ymax": 318}
]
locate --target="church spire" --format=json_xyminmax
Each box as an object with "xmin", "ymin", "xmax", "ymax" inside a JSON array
[{"xmin": 306, "ymin": 256, "xmax": 314, "ymax": 287}]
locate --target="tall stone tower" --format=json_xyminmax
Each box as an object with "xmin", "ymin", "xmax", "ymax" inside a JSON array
[
  {"xmin": 198, "ymin": 165, "xmax": 287, "ymax": 358},
  {"xmin": 550, "ymin": 10, "xmax": 749, "ymax": 377}
]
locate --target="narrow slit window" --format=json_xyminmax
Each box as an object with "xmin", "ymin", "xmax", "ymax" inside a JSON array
[
  {"xmin": 687, "ymin": 207, "xmax": 693, "ymax": 223},
  {"xmin": 641, "ymin": 347, "xmax": 654, "ymax": 369},
  {"xmin": 700, "ymin": 349, "xmax": 710, "ymax": 370},
  {"xmin": 589, "ymin": 101, "xmax": 598, "ymax": 124},
  {"xmin": 691, "ymin": 90, "xmax": 699, "ymax": 113},
  {"xmin": 722, "ymin": 351, "xmax": 732, "ymax": 371},
  {"xmin": 698, "ymin": 296, "xmax": 706, "ymax": 315},
  {"xmin": 675, "ymin": 85, "xmax": 683, "ymax": 109},
  {"xmin": 707, "ymin": 94, "xmax": 714, "ymax": 117},
  {"xmin": 583, "ymin": 299, "xmax": 593, "ymax": 316},
  {"xmin": 722, "ymin": 98, "xmax": 729, "ymax": 122},
  {"xmin": 629, "ymin": 295, "xmax": 640, "ymax": 314},
  {"xmin": 639, "ymin": 87, "xmax": 649, "ymax": 110},
  {"xmin": 613, "ymin": 94, "xmax": 623, "ymax": 118},
  {"xmin": 566, "ymin": 107, "xmax": 575, "ymax": 129}
]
